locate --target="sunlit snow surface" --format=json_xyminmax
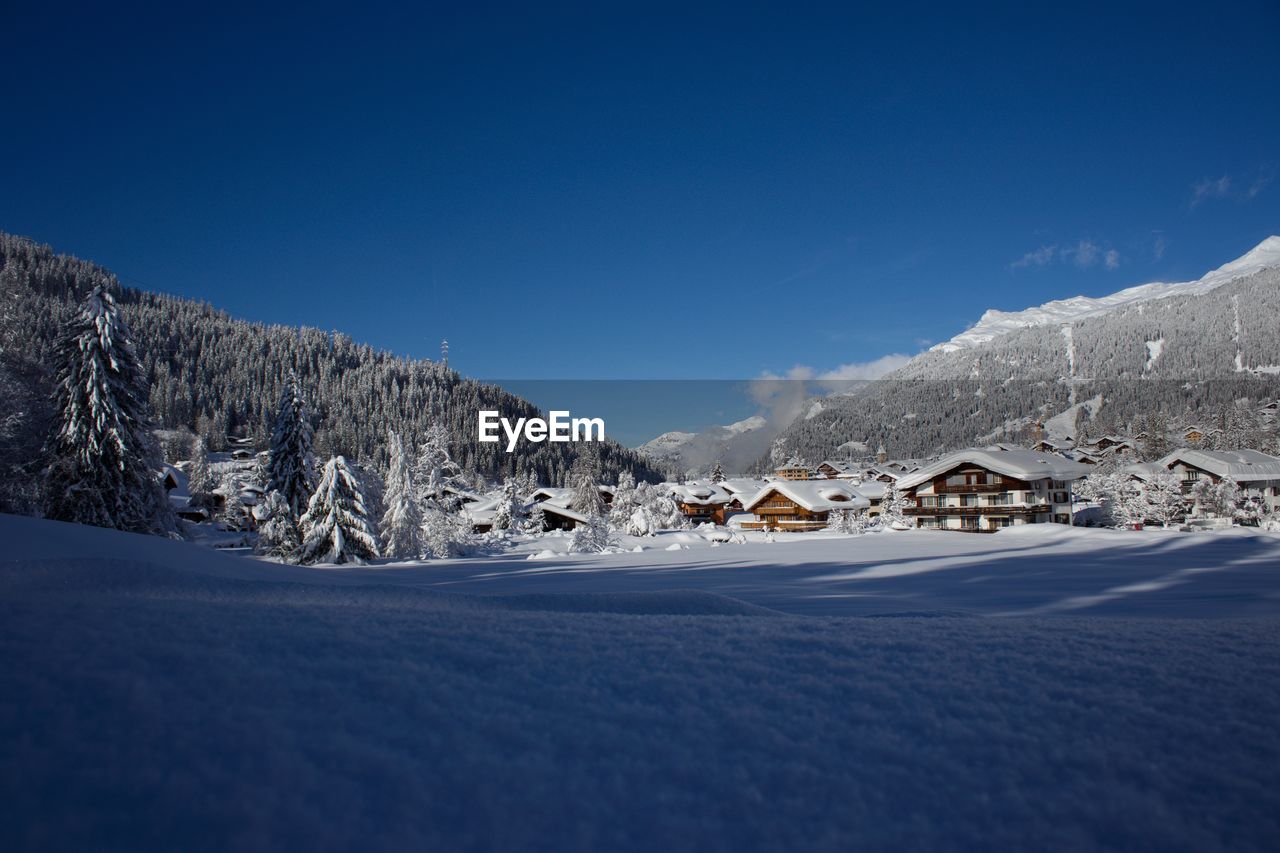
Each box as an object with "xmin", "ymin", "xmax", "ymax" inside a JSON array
[{"xmin": 3, "ymin": 513, "xmax": 1280, "ymax": 850}]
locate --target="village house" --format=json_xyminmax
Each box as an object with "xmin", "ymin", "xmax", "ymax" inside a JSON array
[
  {"xmin": 716, "ymin": 478, "xmax": 769, "ymax": 518},
  {"xmin": 668, "ymin": 482, "xmax": 731, "ymax": 525},
  {"xmin": 896, "ymin": 448, "xmax": 1090, "ymax": 532},
  {"xmin": 774, "ymin": 457, "xmax": 815, "ymax": 480},
  {"xmin": 1151, "ymin": 449, "xmax": 1280, "ymax": 516},
  {"xmin": 815, "ymin": 460, "xmax": 859, "ymax": 479},
  {"xmin": 740, "ymin": 480, "xmax": 869, "ymax": 532}
]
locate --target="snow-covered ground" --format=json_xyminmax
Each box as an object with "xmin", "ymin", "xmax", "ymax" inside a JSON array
[{"xmin": 3, "ymin": 513, "xmax": 1280, "ymax": 850}]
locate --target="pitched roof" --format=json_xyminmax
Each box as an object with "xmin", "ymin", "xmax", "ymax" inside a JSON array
[
  {"xmin": 744, "ymin": 480, "xmax": 870, "ymax": 513},
  {"xmin": 896, "ymin": 448, "xmax": 1093, "ymax": 490},
  {"xmin": 667, "ymin": 482, "xmax": 731, "ymax": 506},
  {"xmin": 1158, "ymin": 449, "xmax": 1280, "ymax": 482},
  {"xmin": 717, "ymin": 477, "xmax": 769, "ymax": 498}
]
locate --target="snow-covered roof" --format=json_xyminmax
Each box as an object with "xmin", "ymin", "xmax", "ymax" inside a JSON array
[
  {"xmin": 538, "ymin": 502, "xmax": 588, "ymax": 524},
  {"xmin": 529, "ymin": 487, "xmax": 575, "ymax": 507},
  {"xmin": 817, "ymin": 460, "xmax": 858, "ymax": 474},
  {"xmin": 896, "ymin": 448, "xmax": 1093, "ymax": 490},
  {"xmin": 667, "ymin": 482, "xmax": 730, "ymax": 506},
  {"xmin": 1158, "ymin": 449, "xmax": 1280, "ymax": 482},
  {"xmin": 850, "ymin": 481, "xmax": 887, "ymax": 501},
  {"xmin": 718, "ymin": 477, "xmax": 769, "ymax": 498},
  {"xmin": 744, "ymin": 480, "xmax": 870, "ymax": 513},
  {"xmin": 1122, "ymin": 462, "xmax": 1167, "ymax": 483},
  {"xmin": 775, "ymin": 456, "xmax": 811, "ymax": 470}
]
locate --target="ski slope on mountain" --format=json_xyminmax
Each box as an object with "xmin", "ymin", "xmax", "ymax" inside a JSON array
[
  {"xmin": 932, "ymin": 236, "xmax": 1280, "ymax": 353},
  {"xmin": 3, "ymin": 514, "xmax": 1280, "ymax": 850}
]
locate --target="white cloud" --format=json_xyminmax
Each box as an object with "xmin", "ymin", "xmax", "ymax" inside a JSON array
[
  {"xmin": 1010, "ymin": 245, "xmax": 1057, "ymax": 269},
  {"xmin": 1191, "ymin": 175, "xmax": 1232, "ymax": 208},
  {"xmin": 1071, "ymin": 240, "xmax": 1100, "ymax": 269},
  {"xmin": 1190, "ymin": 167, "xmax": 1272, "ymax": 208},
  {"xmin": 1010, "ymin": 240, "xmax": 1121, "ymax": 272},
  {"xmin": 817, "ymin": 354, "xmax": 913, "ymax": 381},
  {"xmin": 1152, "ymin": 232, "xmax": 1168, "ymax": 261}
]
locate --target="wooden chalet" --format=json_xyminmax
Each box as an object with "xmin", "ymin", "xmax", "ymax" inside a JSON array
[
  {"xmin": 741, "ymin": 481, "xmax": 868, "ymax": 532},
  {"xmin": 896, "ymin": 449, "xmax": 1089, "ymax": 532}
]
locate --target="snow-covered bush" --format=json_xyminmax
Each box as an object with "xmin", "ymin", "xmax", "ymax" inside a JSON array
[
  {"xmin": 1141, "ymin": 468, "xmax": 1186, "ymax": 528},
  {"xmin": 569, "ymin": 515, "xmax": 616, "ymax": 554},
  {"xmin": 421, "ymin": 501, "xmax": 471, "ymax": 559}
]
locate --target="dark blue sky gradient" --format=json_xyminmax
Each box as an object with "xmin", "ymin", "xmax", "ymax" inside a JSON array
[{"xmin": 3, "ymin": 1, "xmax": 1278, "ymax": 379}]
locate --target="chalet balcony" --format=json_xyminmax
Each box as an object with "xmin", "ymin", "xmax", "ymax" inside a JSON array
[
  {"xmin": 906, "ymin": 504, "xmax": 1050, "ymax": 516},
  {"xmin": 931, "ymin": 483, "xmax": 1022, "ymax": 494}
]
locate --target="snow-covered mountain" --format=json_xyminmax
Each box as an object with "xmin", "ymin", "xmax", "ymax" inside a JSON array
[
  {"xmin": 933, "ymin": 236, "xmax": 1280, "ymax": 353},
  {"xmin": 637, "ymin": 415, "xmax": 775, "ymax": 477},
  {"xmin": 766, "ymin": 237, "xmax": 1280, "ymax": 466}
]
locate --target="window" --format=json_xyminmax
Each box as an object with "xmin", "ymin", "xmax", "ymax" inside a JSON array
[
  {"xmin": 988, "ymin": 493, "xmax": 1011, "ymax": 506},
  {"xmin": 918, "ymin": 496, "xmax": 937, "ymax": 507},
  {"xmin": 961, "ymin": 516, "xmax": 980, "ymax": 530},
  {"xmin": 990, "ymin": 516, "xmax": 1012, "ymax": 529},
  {"xmin": 961, "ymin": 494, "xmax": 979, "ymax": 507}
]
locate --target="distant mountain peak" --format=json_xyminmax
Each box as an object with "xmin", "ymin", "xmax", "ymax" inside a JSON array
[{"xmin": 931, "ymin": 236, "xmax": 1280, "ymax": 354}]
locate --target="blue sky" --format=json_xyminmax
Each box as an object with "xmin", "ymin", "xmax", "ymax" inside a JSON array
[{"xmin": 3, "ymin": 1, "xmax": 1278, "ymax": 381}]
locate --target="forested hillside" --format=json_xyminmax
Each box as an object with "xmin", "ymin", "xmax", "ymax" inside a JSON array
[
  {"xmin": 765, "ymin": 260, "xmax": 1280, "ymax": 467},
  {"xmin": 0, "ymin": 232, "xmax": 665, "ymax": 511}
]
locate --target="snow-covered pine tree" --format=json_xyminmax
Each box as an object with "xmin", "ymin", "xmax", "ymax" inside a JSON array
[
  {"xmin": 379, "ymin": 430, "xmax": 422, "ymax": 559},
  {"xmin": 824, "ymin": 508, "xmax": 850, "ymax": 533},
  {"xmin": 569, "ymin": 448, "xmax": 605, "ymax": 518},
  {"xmin": 43, "ymin": 284, "xmax": 175, "ymax": 535},
  {"xmin": 880, "ymin": 484, "xmax": 908, "ymax": 528},
  {"xmin": 522, "ymin": 502, "xmax": 546, "ymax": 535},
  {"xmin": 189, "ymin": 438, "xmax": 213, "ymax": 495},
  {"xmin": 255, "ymin": 490, "xmax": 301, "ymax": 559},
  {"xmin": 215, "ymin": 470, "xmax": 252, "ymax": 530},
  {"xmin": 266, "ymin": 372, "xmax": 315, "ymax": 519},
  {"xmin": 415, "ymin": 420, "xmax": 465, "ymax": 508},
  {"xmin": 607, "ymin": 469, "xmax": 639, "ymax": 532},
  {"xmin": 1141, "ymin": 468, "xmax": 1185, "ymax": 528},
  {"xmin": 709, "ymin": 461, "xmax": 724, "ymax": 484},
  {"xmin": 297, "ymin": 455, "xmax": 379, "ymax": 565},
  {"xmin": 490, "ymin": 477, "xmax": 525, "ymax": 534}
]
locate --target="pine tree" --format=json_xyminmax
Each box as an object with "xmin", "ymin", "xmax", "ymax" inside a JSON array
[
  {"xmin": 43, "ymin": 284, "xmax": 174, "ymax": 535},
  {"xmin": 607, "ymin": 470, "xmax": 640, "ymax": 532},
  {"xmin": 709, "ymin": 461, "xmax": 725, "ymax": 483},
  {"xmin": 569, "ymin": 448, "xmax": 605, "ymax": 518},
  {"xmin": 216, "ymin": 470, "xmax": 252, "ymax": 530},
  {"xmin": 880, "ymin": 484, "xmax": 908, "ymax": 528},
  {"xmin": 379, "ymin": 430, "xmax": 422, "ymax": 559},
  {"xmin": 415, "ymin": 420, "xmax": 465, "ymax": 507},
  {"xmin": 491, "ymin": 477, "xmax": 525, "ymax": 534},
  {"xmin": 189, "ymin": 438, "xmax": 213, "ymax": 494},
  {"xmin": 523, "ymin": 502, "xmax": 547, "ymax": 535},
  {"xmin": 297, "ymin": 455, "xmax": 379, "ymax": 565},
  {"xmin": 255, "ymin": 490, "xmax": 301, "ymax": 559},
  {"xmin": 266, "ymin": 372, "xmax": 315, "ymax": 518}
]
